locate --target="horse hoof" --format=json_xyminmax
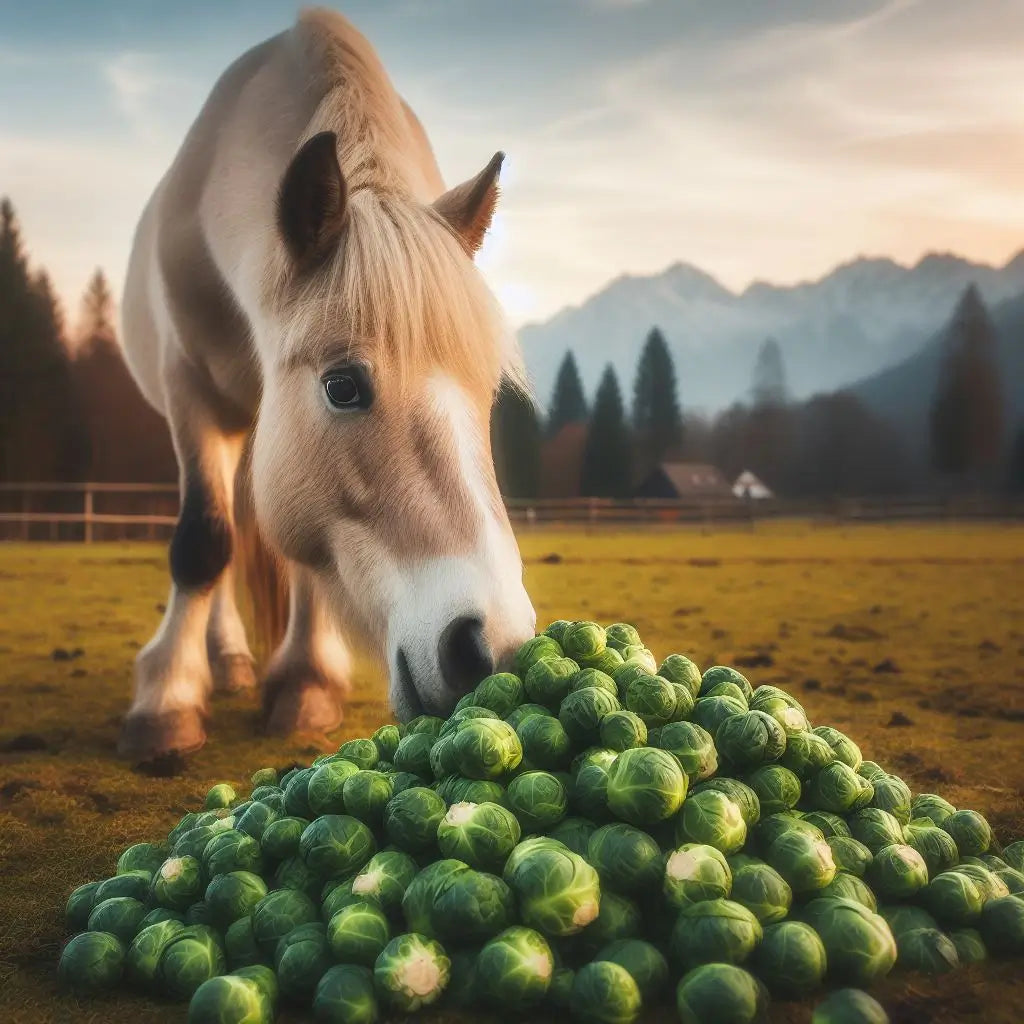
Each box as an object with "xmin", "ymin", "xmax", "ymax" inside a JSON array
[
  {"xmin": 118, "ymin": 707, "xmax": 207, "ymax": 761},
  {"xmin": 264, "ymin": 681, "xmax": 343, "ymax": 737},
  {"xmin": 213, "ymin": 653, "xmax": 258, "ymax": 694}
]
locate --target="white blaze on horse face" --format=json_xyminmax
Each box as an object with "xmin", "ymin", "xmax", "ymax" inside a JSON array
[{"xmin": 386, "ymin": 374, "xmax": 536, "ymax": 719}]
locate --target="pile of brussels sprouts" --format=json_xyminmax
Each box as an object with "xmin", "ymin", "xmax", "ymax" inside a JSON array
[{"xmin": 60, "ymin": 620, "xmax": 1024, "ymax": 1024}]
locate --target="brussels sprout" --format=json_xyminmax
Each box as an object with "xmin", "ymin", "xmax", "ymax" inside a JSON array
[
  {"xmin": 599, "ymin": 710, "xmax": 648, "ymax": 753},
  {"xmin": 670, "ymin": 899, "xmax": 762, "ymax": 969},
  {"xmin": 158, "ymin": 925, "xmax": 227, "ymax": 1000},
  {"xmin": 117, "ymin": 842, "xmax": 167, "ymax": 877},
  {"xmin": 274, "ymin": 921, "xmax": 332, "ymax": 1003},
  {"xmin": 516, "ymin": 634, "xmax": 565, "ymax": 676},
  {"xmin": 994, "ymin": 866, "xmax": 1024, "ymax": 896},
  {"xmin": 847, "ymin": 808, "xmax": 905, "ymax": 853},
  {"xmin": 692, "ymin": 695, "xmax": 747, "ymax": 736},
  {"xmin": 857, "ymin": 760, "xmax": 887, "ymax": 782},
  {"xmin": 808, "ymin": 761, "xmax": 875, "ymax": 814},
  {"xmin": 140, "ymin": 907, "xmax": 186, "ymax": 931},
  {"xmin": 573, "ymin": 746, "xmax": 619, "ymax": 774},
  {"xmin": 437, "ymin": 775, "xmax": 507, "ymax": 807},
  {"xmin": 58, "ymin": 930, "xmax": 125, "ymax": 993},
  {"xmin": 779, "ymin": 731, "xmax": 836, "ymax": 780},
  {"xmin": 675, "ymin": 790, "xmax": 747, "ymax": 855},
  {"xmin": 470, "ymin": 925, "xmax": 552, "ymax": 1010},
  {"xmin": 827, "ymin": 836, "xmax": 873, "ymax": 878},
  {"xmin": 431, "ymin": 869, "xmax": 516, "ymax": 944},
  {"xmin": 583, "ymin": 647, "xmax": 627, "ymax": 675},
  {"xmin": 578, "ymin": 889, "xmax": 641, "ymax": 951},
  {"xmin": 184, "ymin": 901, "xmax": 214, "ymax": 927},
  {"xmin": 187, "ymin": 974, "xmax": 273, "ymax": 1023},
  {"xmin": 619, "ymin": 646, "xmax": 658, "ymax": 673},
  {"xmin": 811, "ymin": 726, "xmax": 862, "ymax": 770},
  {"xmin": 312, "ymin": 963, "xmax": 379, "ymax": 1024},
  {"xmin": 505, "ymin": 702, "xmax": 554, "ymax": 731},
  {"xmin": 713, "ymin": 712, "xmax": 785, "ymax": 774},
  {"xmin": 233, "ymin": 801, "xmax": 278, "ymax": 843},
  {"xmin": 469, "ymin": 672, "xmax": 523, "ymax": 717},
  {"xmin": 299, "ymin": 814, "xmax": 375, "ymax": 879},
  {"xmin": 441, "ymin": 948, "xmax": 479, "ymax": 1010},
  {"xmin": 584, "ymin": 823, "xmax": 661, "ymax": 895},
  {"xmin": 908, "ymin": 793, "xmax": 955, "ymax": 828},
  {"xmin": 373, "ymin": 932, "xmax": 450, "ymax": 1012},
  {"xmin": 957, "ymin": 861, "xmax": 1010, "ymax": 902},
  {"xmin": 704, "ymin": 680, "xmax": 749, "ymax": 705},
  {"xmin": 866, "ymin": 843, "xmax": 929, "ymax": 900},
  {"xmin": 201, "ymin": 783, "xmax": 234, "ymax": 810},
  {"xmin": 802, "ymin": 811, "xmax": 850, "ymax": 840},
  {"xmin": 505, "ymin": 843, "xmax": 601, "ymax": 936},
  {"xmin": 878, "ymin": 905, "xmax": 939, "ymax": 940},
  {"xmin": 546, "ymin": 965, "xmax": 574, "ymax": 1009},
  {"xmin": 223, "ymin": 916, "xmax": 263, "ymax": 970},
  {"xmin": 611, "ymin": 660, "xmax": 654, "ymax": 698},
  {"xmin": 256, "ymin": 819, "xmax": 300, "ymax": 864},
  {"xmin": 322, "ymin": 878, "xmax": 360, "ymax": 923},
  {"xmin": 949, "ymin": 927, "xmax": 988, "ymax": 964},
  {"xmin": 752, "ymin": 920, "xmax": 827, "ymax": 998},
  {"xmin": 745, "ymin": 764, "xmax": 801, "ymax": 815},
  {"xmin": 251, "ymin": 889, "xmax": 318, "ymax": 956},
  {"xmin": 920, "ymin": 870, "xmax": 985, "ymax": 926},
  {"xmin": 692, "ymin": 777, "xmax": 761, "ymax": 828},
  {"xmin": 801, "ymin": 898, "xmax": 897, "ymax": 986},
  {"xmin": 543, "ymin": 619, "xmax": 572, "ymax": 644},
  {"xmin": 893, "ymin": 927, "xmax": 959, "ymax": 975},
  {"xmin": 391, "ymin": 733, "xmax": 433, "ymax": 779},
  {"xmin": 622, "ymin": 674, "xmax": 676, "ymax": 728},
  {"xmin": 560, "ymin": 686, "xmax": 620, "ymax": 745},
  {"xmin": 571, "ymin": 961, "xmax": 641, "ymax": 1024},
  {"xmin": 753, "ymin": 811, "xmax": 822, "ymax": 851},
  {"xmin": 700, "ymin": 666, "xmax": 753, "ymax": 700},
  {"xmin": 436, "ymin": 802, "xmax": 519, "ymax": 873},
  {"xmin": 568, "ymin": 668, "xmax": 619, "ymax": 700},
  {"xmin": 503, "ymin": 772, "xmax": 565, "ymax": 832},
  {"xmin": 868, "ymin": 775, "xmax": 912, "ymax": 826},
  {"xmin": 451, "ymin": 718, "xmax": 523, "ymax": 780},
  {"xmin": 124, "ymin": 919, "xmax": 185, "ymax": 986},
  {"xmin": 332, "ymin": 739, "xmax": 377, "ymax": 771},
  {"xmin": 203, "ymin": 830, "xmax": 263, "ymax": 879},
  {"xmin": 606, "ymin": 746, "xmax": 687, "ymax": 826},
  {"xmin": 1002, "ymin": 840, "xmax": 1024, "ymax": 873},
  {"xmin": 149, "ymin": 855, "xmax": 203, "ymax": 911},
  {"xmin": 729, "ymin": 858, "xmax": 792, "ymax": 923},
  {"xmin": 980, "ymin": 895, "xmax": 1024, "ymax": 955},
  {"xmin": 604, "ymin": 622, "xmax": 641, "ymax": 651},
  {"xmin": 95, "ymin": 871, "xmax": 152, "ymax": 904},
  {"xmin": 349, "ymin": 850, "xmax": 419, "ymax": 918},
  {"xmin": 369, "ymin": 724, "xmax": 401, "ymax": 763},
  {"xmin": 819, "ymin": 870, "xmax": 876, "ymax": 909},
  {"xmin": 676, "ymin": 963, "xmax": 768, "ymax": 1024},
  {"xmin": 651, "ymin": 721, "xmax": 718, "ymax": 783},
  {"xmin": 570, "ymin": 763, "xmax": 610, "ymax": 820},
  {"xmin": 559, "ymin": 621, "xmax": 605, "ymax": 661},
  {"xmin": 400, "ymin": 859, "xmax": 472, "ymax": 935},
  {"xmin": 811, "ymin": 988, "xmax": 889, "ymax": 1024},
  {"xmin": 326, "ymin": 901, "xmax": 391, "ymax": 966},
  {"xmin": 755, "ymin": 696, "xmax": 810, "ymax": 737},
  {"xmin": 655, "ymin": 654, "xmax": 700, "ymax": 698},
  {"xmin": 543, "ymin": 816, "xmax": 595, "ymax": 857},
  {"xmin": 941, "ymin": 809, "xmax": 993, "ymax": 858},
  {"xmin": 340, "ymin": 771, "xmax": 393, "ymax": 829},
  {"xmin": 203, "ymin": 871, "xmax": 267, "ymax": 931},
  {"xmin": 663, "ymin": 843, "xmax": 732, "ymax": 910},
  {"xmin": 250, "ymin": 767, "xmax": 279, "ymax": 790},
  {"xmin": 766, "ymin": 829, "xmax": 837, "ymax": 895},
  {"xmin": 65, "ymin": 880, "xmax": 103, "ymax": 933},
  {"xmin": 516, "ymin": 714, "xmax": 573, "ymax": 771},
  {"xmin": 383, "ymin": 787, "xmax": 446, "ymax": 854},
  {"xmin": 303, "ymin": 761, "xmax": 354, "ymax": 817},
  {"xmin": 903, "ymin": 822, "xmax": 959, "ymax": 877},
  {"xmin": 87, "ymin": 896, "xmax": 148, "ymax": 945}
]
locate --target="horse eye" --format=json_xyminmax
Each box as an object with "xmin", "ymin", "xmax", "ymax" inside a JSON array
[{"xmin": 324, "ymin": 374, "xmax": 360, "ymax": 409}]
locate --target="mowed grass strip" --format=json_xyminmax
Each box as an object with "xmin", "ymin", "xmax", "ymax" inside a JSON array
[{"xmin": 0, "ymin": 523, "xmax": 1022, "ymax": 1023}]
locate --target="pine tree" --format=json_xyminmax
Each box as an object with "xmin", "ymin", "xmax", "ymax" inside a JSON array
[
  {"xmin": 631, "ymin": 327, "xmax": 682, "ymax": 477},
  {"xmin": 929, "ymin": 284, "xmax": 1004, "ymax": 482},
  {"xmin": 546, "ymin": 350, "xmax": 588, "ymax": 437},
  {"xmin": 580, "ymin": 365, "xmax": 632, "ymax": 497},
  {"xmin": 491, "ymin": 380, "xmax": 542, "ymax": 499},
  {"xmin": 751, "ymin": 337, "xmax": 788, "ymax": 406}
]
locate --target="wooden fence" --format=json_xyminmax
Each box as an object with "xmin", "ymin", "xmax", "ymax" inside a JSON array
[{"xmin": 2, "ymin": 483, "xmax": 1023, "ymax": 542}]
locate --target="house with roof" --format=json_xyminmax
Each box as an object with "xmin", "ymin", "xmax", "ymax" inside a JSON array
[{"xmin": 633, "ymin": 461, "xmax": 735, "ymax": 499}]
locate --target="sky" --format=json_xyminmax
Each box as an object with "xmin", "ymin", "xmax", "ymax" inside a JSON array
[{"xmin": 1, "ymin": 0, "xmax": 1023, "ymax": 332}]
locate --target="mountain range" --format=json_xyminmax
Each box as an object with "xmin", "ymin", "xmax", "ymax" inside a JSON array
[{"xmin": 517, "ymin": 250, "xmax": 1024, "ymax": 414}]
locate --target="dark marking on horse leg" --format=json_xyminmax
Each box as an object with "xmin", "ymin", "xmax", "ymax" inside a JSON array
[{"xmin": 169, "ymin": 459, "xmax": 233, "ymax": 591}]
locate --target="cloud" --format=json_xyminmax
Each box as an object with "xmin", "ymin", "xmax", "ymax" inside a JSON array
[{"xmin": 101, "ymin": 51, "xmax": 195, "ymax": 145}]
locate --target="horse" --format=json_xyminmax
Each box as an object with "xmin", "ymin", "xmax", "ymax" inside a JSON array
[{"xmin": 117, "ymin": 6, "xmax": 537, "ymax": 760}]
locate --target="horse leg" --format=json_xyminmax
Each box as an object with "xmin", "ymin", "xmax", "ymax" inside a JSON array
[
  {"xmin": 262, "ymin": 563, "xmax": 350, "ymax": 736},
  {"xmin": 118, "ymin": 424, "xmax": 245, "ymax": 759},
  {"xmin": 207, "ymin": 563, "xmax": 258, "ymax": 693}
]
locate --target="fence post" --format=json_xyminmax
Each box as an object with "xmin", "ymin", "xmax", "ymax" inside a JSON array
[{"xmin": 84, "ymin": 486, "xmax": 93, "ymax": 544}]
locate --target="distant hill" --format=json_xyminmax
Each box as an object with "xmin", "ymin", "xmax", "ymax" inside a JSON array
[
  {"xmin": 517, "ymin": 251, "xmax": 1024, "ymax": 414},
  {"xmin": 853, "ymin": 290, "xmax": 1024, "ymax": 460}
]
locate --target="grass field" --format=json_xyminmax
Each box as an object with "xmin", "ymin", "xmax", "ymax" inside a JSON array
[{"xmin": 1, "ymin": 522, "xmax": 1023, "ymax": 1023}]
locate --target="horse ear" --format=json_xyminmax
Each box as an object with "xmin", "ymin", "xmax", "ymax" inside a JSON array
[
  {"xmin": 433, "ymin": 152, "xmax": 504, "ymax": 256},
  {"xmin": 277, "ymin": 131, "xmax": 347, "ymax": 268}
]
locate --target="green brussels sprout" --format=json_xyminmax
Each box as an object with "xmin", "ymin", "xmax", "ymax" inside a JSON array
[
  {"xmin": 173, "ymin": 824, "xmax": 228, "ymax": 862},
  {"xmin": 158, "ymin": 924, "xmax": 227, "ymax": 1000},
  {"xmin": 569, "ymin": 667, "xmax": 619, "ymax": 698},
  {"xmin": 313, "ymin": 963, "xmax": 379, "ymax": 1024},
  {"xmin": 754, "ymin": 695, "xmax": 810, "ymax": 737},
  {"xmin": 700, "ymin": 666, "xmax": 753, "ymax": 700},
  {"xmin": 87, "ymin": 896, "xmax": 148, "ymax": 944},
  {"xmin": 582, "ymin": 646, "xmax": 626, "ymax": 674},
  {"xmin": 560, "ymin": 686, "xmax": 620, "ymax": 745},
  {"xmin": 745, "ymin": 764, "xmax": 801, "ymax": 815},
  {"xmin": 139, "ymin": 907, "xmax": 185, "ymax": 931},
  {"xmin": 867, "ymin": 844, "xmax": 929, "ymax": 900},
  {"xmin": 827, "ymin": 836, "xmax": 874, "ymax": 878},
  {"xmin": 326, "ymin": 901, "xmax": 391, "ymax": 966},
  {"xmin": 250, "ymin": 766, "xmax": 279, "ymax": 789},
  {"xmin": 300, "ymin": 814, "xmax": 375, "ymax": 878},
  {"xmin": 223, "ymin": 916, "xmax": 263, "ymax": 970},
  {"xmin": 203, "ymin": 830, "xmax": 263, "ymax": 879},
  {"xmin": 473, "ymin": 925, "xmax": 553, "ymax": 1011},
  {"xmin": 571, "ymin": 961, "xmax": 641, "ymax": 1024},
  {"xmin": 383, "ymin": 787, "xmax": 447, "ymax": 854},
  {"xmin": 714, "ymin": 712, "xmax": 787, "ymax": 775},
  {"xmin": 676, "ymin": 963, "xmax": 768, "ymax": 1024},
  {"xmin": 400, "ymin": 858, "xmax": 471, "ymax": 935},
  {"xmin": 752, "ymin": 811, "xmax": 822, "ymax": 852},
  {"xmin": 801, "ymin": 898, "xmax": 897, "ymax": 986},
  {"xmin": 388, "ymin": 771, "xmax": 424, "ymax": 796},
  {"xmin": 342, "ymin": 771, "xmax": 394, "ymax": 828},
  {"xmin": 436, "ymin": 775, "xmax": 507, "ymax": 807},
  {"xmin": 571, "ymin": 762, "xmax": 612, "ymax": 821},
  {"xmin": 523, "ymin": 656, "xmax": 579, "ymax": 709},
  {"xmin": 857, "ymin": 760, "xmax": 887, "ymax": 782},
  {"xmin": 982, "ymin": 853, "xmax": 1010, "ymax": 870},
  {"xmin": 392, "ymin": 733, "xmax": 434, "ymax": 778},
  {"xmin": 648, "ymin": 721, "xmax": 716, "ymax": 783},
  {"xmin": 847, "ymin": 808, "xmax": 906, "ymax": 853},
  {"xmin": 65, "ymin": 880, "xmax": 103, "ymax": 933},
  {"xmin": 547, "ymin": 817, "xmax": 597, "ymax": 857},
  {"xmin": 184, "ymin": 901, "xmax": 214, "ymax": 927},
  {"xmin": 994, "ymin": 866, "xmax": 1024, "ymax": 896},
  {"xmin": 663, "ymin": 843, "xmax": 732, "ymax": 910},
  {"xmin": 811, "ymin": 988, "xmax": 889, "ymax": 1024},
  {"xmin": 58, "ymin": 930, "xmax": 125, "ymax": 993},
  {"xmin": 811, "ymin": 726, "xmax": 862, "ymax": 770},
  {"xmin": 903, "ymin": 822, "xmax": 959, "ymax": 876},
  {"xmin": 752, "ymin": 920, "xmax": 827, "ymax": 998},
  {"xmin": 605, "ymin": 622, "xmax": 642, "ymax": 651},
  {"xmin": 473, "ymin": 672, "xmax": 525, "ymax": 717},
  {"xmin": 306, "ymin": 760, "xmax": 357, "ymax": 817},
  {"xmin": 949, "ymin": 928, "xmax": 988, "ymax": 964},
  {"xmin": 606, "ymin": 746, "xmax": 687, "ymax": 826},
  {"xmin": 350, "ymin": 850, "xmax": 419, "ymax": 917},
  {"xmin": 779, "ymin": 731, "xmax": 836, "ymax": 780},
  {"xmin": 818, "ymin": 870, "xmax": 876, "ymax": 910},
  {"xmin": 371, "ymin": 724, "xmax": 401, "ymax": 762},
  {"xmin": 572, "ymin": 745, "xmax": 619, "ymax": 774},
  {"xmin": 205, "ymin": 871, "xmax": 267, "ymax": 930},
  {"xmin": 187, "ymin": 974, "xmax": 273, "ymax": 1024},
  {"xmin": 249, "ymin": 781, "xmax": 282, "ymax": 802},
  {"xmin": 623, "ymin": 674, "xmax": 678, "ymax": 727},
  {"xmin": 334, "ymin": 739, "xmax": 378, "ymax": 770},
  {"xmin": 765, "ymin": 829, "xmax": 836, "ymax": 894},
  {"xmin": 878, "ymin": 904, "xmax": 939, "ymax": 939},
  {"xmin": 95, "ymin": 871, "xmax": 151, "ymax": 904},
  {"xmin": 980, "ymin": 895, "xmax": 1024, "ymax": 955},
  {"xmin": 703, "ymin": 680, "xmax": 748, "ymax": 705},
  {"xmin": 802, "ymin": 811, "xmax": 851, "ymax": 840},
  {"xmin": 599, "ymin": 710, "xmax": 648, "ymax": 753},
  {"xmin": 911, "ymin": 793, "xmax": 956, "ymax": 827},
  {"xmin": 611, "ymin": 660, "xmax": 654, "ymax": 698},
  {"xmin": 675, "ymin": 790, "xmax": 746, "ymax": 855},
  {"xmin": 274, "ymin": 921, "xmax": 332, "ymax": 1003},
  {"xmin": 516, "ymin": 634, "xmax": 565, "ymax": 676},
  {"xmin": 507, "ymin": 771, "xmax": 568, "ymax": 833},
  {"xmin": 126, "ymin": 919, "xmax": 186, "ymax": 987},
  {"xmin": 1002, "ymin": 840, "xmax": 1024, "ymax": 873},
  {"xmin": 692, "ymin": 777, "xmax": 760, "ymax": 827},
  {"xmin": 283, "ymin": 767, "xmax": 319, "ymax": 818},
  {"xmin": 373, "ymin": 932, "xmax": 450, "ymax": 1012},
  {"xmin": 561, "ymin": 621, "xmax": 606, "ymax": 661},
  {"xmin": 251, "ymin": 889, "xmax": 318, "ymax": 956},
  {"xmin": 670, "ymin": 899, "xmax": 763, "ymax": 969},
  {"xmin": 957, "ymin": 861, "xmax": 1010, "ymax": 902},
  {"xmin": 543, "ymin": 619, "xmax": 572, "ymax": 644},
  {"xmin": 659, "ymin": 654, "xmax": 703, "ymax": 699},
  {"xmin": 586, "ymin": 823, "xmax": 662, "ymax": 895},
  {"xmin": 729, "ymin": 858, "xmax": 792, "ymax": 923},
  {"xmin": 441, "ymin": 948, "xmax": 479, "ymax": 1010},
  {"xmin": 868, "ymin": 775, "xmax": 912, "ymax": 826},
  {"xmin": 546, "ymin": 965, "xmax": 573, "ymax": 1009},
  {"xmin": 619, "ymin": 646, "xmax": 658, "ymax": 673},
  {"xmin": 505, "ymin": 843, "xmax": 601, "ymax": 936},
  {"xmin": 942, "ymin": 809, "xmax": 993, "ymax": 857},
  {"xmin": 204, "ymin": 783, "xmax": 236, "ymax": 810},
  {"xmin": 234, "ymin": 801, "xmax": 278, "ymax": 842},
  {"xmin": 894, "ymin": 927, "xmax": 959, "ymax": 974},
  {"xmin": 505, "ymin": 702, "xmax": 554, "ymax": 731},
  {"xmin": 431, "ymin": 869, "xmax": 516, "ymax": 944},
  {"xmin": 117, "ymin": 842, "xmax": 167, "ymax": 876},
  {"xmin": 691, "ymin": 695, "xmax": 747, "ymax": 736},
  {"xmin": 516, "ymin": 713, "xmax": 573, "ymax": 771},
  {"xmin": 808, "ymin": 761, "xmax": 875, "ymax": 814},
  {"xmin": 451, "ymin": 718, "xmax": 523, "ymax": 780},
  {"xmin": 261, "ymin": 816, "xmax": 308, "ymax": 861},
  {"xmin": 168, "ymin": 812, "xmax": 202, "ymax": 846},
  {"xmin": 920, "ymin": 870, "xmax": 985, "ymax": 926},
  {"xmin": 428, "ymin": 733, "xmax": 459, "ymax": 780}
]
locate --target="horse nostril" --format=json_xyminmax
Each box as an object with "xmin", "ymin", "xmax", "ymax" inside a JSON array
[{"xmin": 438, "ymin": 616, "xmax": 493, "ymax": 696}]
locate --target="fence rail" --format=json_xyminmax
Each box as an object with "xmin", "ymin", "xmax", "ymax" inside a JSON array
[{"xmin": 2, "ymin": 483, "xmax": 1023, "ymax": 542}]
